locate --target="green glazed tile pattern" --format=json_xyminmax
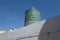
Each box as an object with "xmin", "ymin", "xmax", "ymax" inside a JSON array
[{"xmin": 24, "ymin": 7, "xmax": 40, "ymax": 26}]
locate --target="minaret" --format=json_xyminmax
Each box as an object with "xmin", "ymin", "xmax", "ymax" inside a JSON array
[{"xmin": 24, "ymin": 7, "xmax": 40, "ymax": 26}]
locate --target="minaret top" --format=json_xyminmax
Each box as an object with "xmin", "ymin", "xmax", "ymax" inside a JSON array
[{"xmin": 24, "ymin": 7, "xmax": 40, "ymax": 26}]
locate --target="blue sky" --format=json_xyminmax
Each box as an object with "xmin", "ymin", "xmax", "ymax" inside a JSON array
[{"xmin": 0, "ymin": 0, "xmax": 60, "ymax": 30}]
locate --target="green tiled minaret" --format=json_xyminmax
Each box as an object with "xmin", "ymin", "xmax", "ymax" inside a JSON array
[{"xmin": 24, "ymin": 7, "xmax": 40, "ymax": 26}]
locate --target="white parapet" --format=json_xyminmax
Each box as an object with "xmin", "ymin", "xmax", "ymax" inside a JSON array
[{"xmin": 0, "ymin": 20, "xmax": 46, "ymax": 40}]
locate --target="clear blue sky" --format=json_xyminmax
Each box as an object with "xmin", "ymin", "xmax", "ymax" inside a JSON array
[{"xmin": 0, "ymin": 0, "xmax": 60, "ymax": 30}]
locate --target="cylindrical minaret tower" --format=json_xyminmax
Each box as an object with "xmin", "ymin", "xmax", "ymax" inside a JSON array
[{"xmin": 24, "ymin": 7, "xmax": 40, "ymax": 26}]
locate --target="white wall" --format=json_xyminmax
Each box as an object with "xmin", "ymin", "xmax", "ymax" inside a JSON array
[{"xmin": 0, "ymin": 20, "xmax": 46, "ymax": 40}]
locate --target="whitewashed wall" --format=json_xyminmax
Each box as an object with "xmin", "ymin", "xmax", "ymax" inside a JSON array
[{"xmin": 0, "ymin": 20, "xmax": 46, "ymax": 40}]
